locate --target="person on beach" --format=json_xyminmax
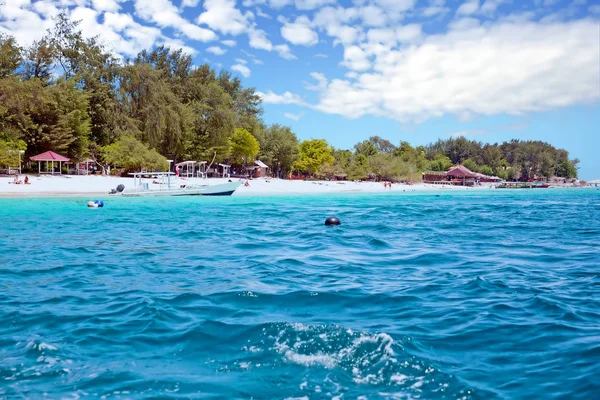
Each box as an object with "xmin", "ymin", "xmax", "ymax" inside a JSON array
[
  {"xmin": 13, "ymin": 175, "xmax": 22, "ymax": 184},
  {"xmin": 175, "ymin": 166, "xmax": 180, "ymax": 177},
  {"xmin": 24, "ymin": 176, "xmax": 30, "ymax": 185},
  {"xmin": 244, "ymin": 180, "xmax": 250, "ymax": 187}
]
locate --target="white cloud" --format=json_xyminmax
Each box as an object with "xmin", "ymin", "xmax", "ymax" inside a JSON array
[
  {"xmin": 134, "ymin": 0, "xmax": 217, "ymax": 42},
  {"xmin": 221, "ymin": 39, "xmax": 237, "ymax": 47},
  {"xmin": 340, "ymin": 45, "xmax": 371, "ymax": 71},
  {"xmin": 206, "ymin": 46, "xmax": 226, "ymax": 55},
  {"xmin": 235, "ymin": 58, "xmax": 248, "ymax": 64},
  {"xmin": 284, "ymin": 112, "xmax": 303, "ymax": 121},
  {"xmin": 357, "ymin": 5, "xmax": 387, "ymax": 27},
  {"xmin": 248, "ymin": 28, "xmax": 273, "ymax": 50},
  {"xmin": 275, "ymin": 44, "xmax": 297, "ymax": 59},
  {"xmin": 422, "ymin": 0, "xmax": 450, "ymax": 17},
  {"xmin": 91, "ymin": 0, "xmax": 123, "ymax": 13},
  {"xmin": 314, "ymin": 53, "xmax": 329, "ymax": 58},
  {"xmin": 197, "ymin": 0, "xmax": 251, "ymax": 36},
  {"xmin": 264, "ymin": 18, "xmax": 600, "ymax": 123},
  {"xmin": 280, "ymin": 16, "xmax": 318, "ymax": 46},
  {"xmin": 232, "ymin": 63, "xmax": 251, "ymax": 77},
  {"xmin": 257, "ymin": 90, "xmax": 308, "ymax": 106},
  {"xmin": 181, "ymin": 0, "xmax": 202, "ymax": 8},
  {"xmin": 456, "ymin": 0, "xmax": 479, "ymax": 15},
  {"xmin": 479, "ymin": 0, "xmax": 508, "ymax": 16}
]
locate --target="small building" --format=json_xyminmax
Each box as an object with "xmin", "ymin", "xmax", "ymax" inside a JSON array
[
  {"xmin": 30, "ymin": 151, "xmax": 70, "ymax": 175},
  {"xmin": 246, "ymin": 160, "xmax": 269, "ymax": 178},
  {"xmin": 446, "ymin": 165, "xmax": 477, "ymax": 186}
]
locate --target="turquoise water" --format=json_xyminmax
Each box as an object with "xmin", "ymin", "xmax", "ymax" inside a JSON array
[{"xmin": 1, "ymin": 190, "xmax": 599, "ymax": 399}]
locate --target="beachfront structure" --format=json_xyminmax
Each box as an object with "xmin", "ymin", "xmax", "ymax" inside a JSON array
[
  {"xmin": 30, "ymin": 151, "xmax": 70, "ymax": 175},
  {"xmin": 423, "ymin": 165, "xmax": 500, "ymax": 186},
  {"xmin": 208, "ymin": 163, "xmax": 231, "ymax": 178},
  {"xmin": 246, "ymin": 160, "xmax": 269, "ymax": 178}
]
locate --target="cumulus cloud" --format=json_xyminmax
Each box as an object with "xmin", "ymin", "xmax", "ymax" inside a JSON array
[
  {"xmin": 456, "ymin": 0, "xmax": 480, "ymax": 15},
  {"xmin": 263, "ymin": 18, "xmax": 600, "ymax": 123},
  {"xmin": 206, "ymin": 46, "xmax": 227, "ymax": 55},
  {"xmin": 257, "ymin": 90, "xmax": 308, "ymax": 106},
  {"xmin": 134, "ymin": 0, "xmax": 217, "ymax": 42},
  {"xmin": 197, "ymin": 0, "xmax": 252, "ymax": 36},
  {"xmin": 221, "ymin": 39, "xmax": 237, "ymax": 47},
  {"xmin": 232, "ymin": 63, "xmax": 251, "ymax": 77},
  {"xmin": 280, "ymin": 16, "xmax": 319, "ymax": 46}
]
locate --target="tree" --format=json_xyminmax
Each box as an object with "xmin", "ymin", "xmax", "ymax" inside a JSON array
[
  {"xmin": 102, "ymin": 136, "xmax": 167, "ymax": 171},
  {"xmin": 230, "ymin": 127, "xmax": 260, "ymax": 166},
  {"xmin": 462, "ymin": 158, "xmax": 479, "ymax": 173},
  {"xmin": 354, "ymin": 139, "xmax": 378, "ymax": 157},
  {"xmin": 555, "ymin": 161, "xmax": 578, "ymax": 179},
  {"xmin": 259, "ymin": 124, "xmax": 299, "ymax": 177},
  {"xmin": 479, "ymin": 165, "xmax": 494, "ymax": 176},
  {"xmin": 0, "ymin": 34, "xmax": 22, "ymax": 79},
  {"xmin": 429, "ymin": 154, "xmax": 452, "ymax": 171},
  {"xmin": 294, "ymin": 139, "xmax": 334, "ymax": 175}
]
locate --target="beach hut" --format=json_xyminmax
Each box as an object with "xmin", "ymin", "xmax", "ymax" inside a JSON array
[
  {"xmin": 447, "ymin": 165, "xmax": 477, "ymax": 186},
  {"xmin": 30, "ymin": 151, "xmax": 70, "ymax": 175},
  {"xmin": 246, "ymin": 160, "xmax": 269, "ymax": 178}
]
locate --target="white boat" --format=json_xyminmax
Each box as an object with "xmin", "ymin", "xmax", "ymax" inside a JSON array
[{"xmin": 110, "ymin": 172, "xmax": 242, "ymax": 197}]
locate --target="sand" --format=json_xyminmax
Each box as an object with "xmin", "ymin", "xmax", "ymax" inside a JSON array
[{"xmin": 0, "ymin": 174, "xmax": 477, "ymax": 197}]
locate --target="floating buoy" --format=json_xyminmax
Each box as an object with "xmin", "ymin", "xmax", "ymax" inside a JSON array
[
  {"xmin": 87, "ymin": 200, "xmax": 104, "ymax": 208},
  {"xmin": 325, "ymin": 216, "xmax": 341, "ymax": 226}
]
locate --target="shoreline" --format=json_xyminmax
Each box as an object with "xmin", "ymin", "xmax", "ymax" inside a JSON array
[{"xmin": 0, "ymin": 175, "xmax": 590, "ymax": 198}]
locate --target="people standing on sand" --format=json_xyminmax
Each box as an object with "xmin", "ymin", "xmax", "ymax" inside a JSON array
[{"xmin": 175, "ymin": 166, "xmax": 180, "ymax": 177}]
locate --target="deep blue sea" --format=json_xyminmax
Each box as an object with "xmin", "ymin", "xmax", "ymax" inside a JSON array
[{"xmin": 1, "ymin": 189, "xmax": 599, "ymax": 399}]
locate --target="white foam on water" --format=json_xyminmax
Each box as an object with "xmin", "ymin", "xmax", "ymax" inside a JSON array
[
  {"xmin": 282, "ymin": 348, "xmax": 338, "ymax": 369},
  {"xmin": 390, "ymin": 373, "xmax": 408, "ymax": 384}
]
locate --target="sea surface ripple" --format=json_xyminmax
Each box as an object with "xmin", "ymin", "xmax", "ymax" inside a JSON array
[{"xmin": 0, "ymin": 189, "xmax": 599, "ymax": 399}]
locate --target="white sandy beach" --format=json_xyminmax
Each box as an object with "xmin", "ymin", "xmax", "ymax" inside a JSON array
[{"xmin": 0, "ymin": 174, "xmax": 480, "ymax": 197}]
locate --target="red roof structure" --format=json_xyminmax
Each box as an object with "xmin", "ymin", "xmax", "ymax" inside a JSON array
[
  {"xmin": 447, "ymin": 165, "xmax": 476, "ymax": 178},
  {"xmin": 29, "ymin": 151, "xmax": 70, "ymax": 175},
  {"xmin": 30, "ymin": 151, "xmax": 70, "ymax": 162}
]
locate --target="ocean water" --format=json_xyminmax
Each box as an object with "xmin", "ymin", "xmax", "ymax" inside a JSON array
[{"xmin": 0, "ymin": 189, "xmax": 599, "ymax": 399}]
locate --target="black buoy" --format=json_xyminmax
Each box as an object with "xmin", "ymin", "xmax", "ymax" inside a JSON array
[
  {"xmin": 325, "ymin": 216, "xmax": 341, "ymax": 226},
  {"xmin": 116, "ymin": 184, "xmax": 125, "ymax": 193}
]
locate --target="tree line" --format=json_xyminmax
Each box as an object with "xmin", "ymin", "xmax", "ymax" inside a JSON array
[{"xmin": 0, "ymin": 14, "xmax": 579, "ymax": 181}]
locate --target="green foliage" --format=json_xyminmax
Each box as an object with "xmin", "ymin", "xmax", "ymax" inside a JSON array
[
  {"xmin": 462, "ymin": 158, "xmax": 479, "ymax": 173},
  {"xmin": 555, "ymin": 161, "xmax": 578, "ymax": 179},
  {"xmin": 429, "ymin": 154, "xmax": 453, "ymax": 171},
  {"xmin": 259, "ymin": 124, "xmax": 299, "ymax": 177},
  {"xmin": 102, "ymin": 136, "xmax": 167, "ymax": 171},
  {"xmin": 0, "ymin": 34, "xmax": 22, "ymax": 79},
  {"xmin": 0, "ymin": 136, "xmax": 26, "ymax": 169},
  {"xmin": 230, "ymin": 127, "xmax": 260, "ymax": 165},
  {"xmin": 479, "ymin": 165, "xmax": 494, "ymax": 176},
  {"xmin": 294, "ymin": 139, "xmax": 334, "ymax": 175}
]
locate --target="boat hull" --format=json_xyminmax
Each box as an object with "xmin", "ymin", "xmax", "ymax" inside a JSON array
[{"xmin": 115, "ymin": 181, "xmax": 242, "ymax": 197}]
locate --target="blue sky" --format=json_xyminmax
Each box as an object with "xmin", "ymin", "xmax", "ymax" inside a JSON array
[{"xmin": 1, "ymin": 0, "xmax": 599, "ymax": 178}]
